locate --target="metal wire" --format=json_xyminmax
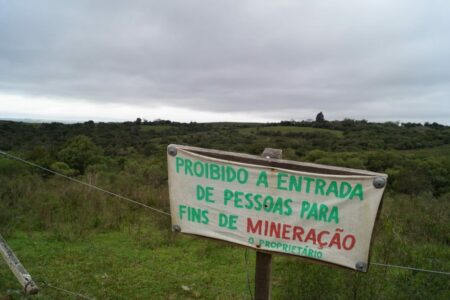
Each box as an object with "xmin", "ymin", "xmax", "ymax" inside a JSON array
[
  {"xmin": 36, "ymin": 280, "xmax": 95, "ymax": 300},
  {"xmin": 0, "ymin": 150, "xmax": 171, "ymax": 217},
  {"xmin": 370, "ymin": 262, "xmax": 450, "ymax": 275}
]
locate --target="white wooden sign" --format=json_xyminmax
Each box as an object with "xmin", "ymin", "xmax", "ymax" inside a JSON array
[{"xmin": 167, "ymin": 145, "xmax": 387, "ymax": 271}]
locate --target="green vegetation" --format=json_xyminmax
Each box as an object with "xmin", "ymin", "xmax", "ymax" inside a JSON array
[
  {"xmin": 140, "ymin": 124, "xmax": 175, "ymax": 132},
  {"xmin": 238, "ymin": 126, "xmax": 343, "ymax": 138},
  {"xmin": 0, "ymin": 119, "xmax": 449, "ymax": 299}
]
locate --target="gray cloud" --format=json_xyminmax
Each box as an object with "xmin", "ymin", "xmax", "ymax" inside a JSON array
[{"xmin": 0, "ymin": 0, "xmax": 449, "ymax": 123}]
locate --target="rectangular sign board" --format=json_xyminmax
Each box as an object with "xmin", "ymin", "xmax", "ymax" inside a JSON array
[{"xmin": 167, "ymin": 145, "xmax": 387, "ymax": 271}]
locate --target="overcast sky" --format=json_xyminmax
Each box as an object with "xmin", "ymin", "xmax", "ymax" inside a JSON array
[{"xmin": 0, "ymin": 0, "xmax": 449, "ymax": 123}]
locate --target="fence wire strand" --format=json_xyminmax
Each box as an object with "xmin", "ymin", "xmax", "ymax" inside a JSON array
[
  {"xmin": 36, "ymin": 280, "xmax": 95, "ymax": 300},
  {"xmin": 0, "ymin": 150, "xmax": 171, "ymax": 217},
  {"xmin": 370, "ymin": 262, "xmax": 450, "ymax": 275}
]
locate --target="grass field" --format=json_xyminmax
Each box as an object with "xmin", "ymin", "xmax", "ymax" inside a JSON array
[
  {"xmin": 0, "ymin": 228, "xmax": 255, "ymax": 299},
  {"xmin": 1, "ymin": 193, "xmax": 449, "ymax": 299},
  {"xmin": 238, "ymin": 126, "xmax": 343, "ymax": 137},
  {"xmin": 400, "ymin": 144, "xmax": 450, "ymax": 158}
]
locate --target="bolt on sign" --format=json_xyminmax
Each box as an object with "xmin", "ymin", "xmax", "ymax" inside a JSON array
[{"xmin": 167, "ymin": 145, "xmax": 387, "ymax": 271}]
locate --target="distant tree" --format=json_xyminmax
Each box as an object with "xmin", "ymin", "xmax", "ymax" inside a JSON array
[
  {"xmin": 59, "ymin": 135, "xmax": 103, "ymax": 174},
  {"xmin": 316, "ymin": 112, "xmax": 325, "ymax": 122},
  {"xmin": 135, "ymin": 118, "xmax": 142, "ymax": 125}
]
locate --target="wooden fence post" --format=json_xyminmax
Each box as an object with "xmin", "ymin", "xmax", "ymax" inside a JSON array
[
  {"xmin": 254, "ymin": 148, "xmax": 282, "ymax": 300},
  {"xmin": 0, "ymin": 233, "xmax": 39, "ymax": 294}
]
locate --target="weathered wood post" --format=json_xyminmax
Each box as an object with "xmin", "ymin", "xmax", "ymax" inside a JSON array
[
  {"xmin": 0, "ymin": 233, "xmax": 39, "ymax": 294},
  {"xmin": 254, "ymin": 148, "xmax": 282, "ymax": 300}
]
